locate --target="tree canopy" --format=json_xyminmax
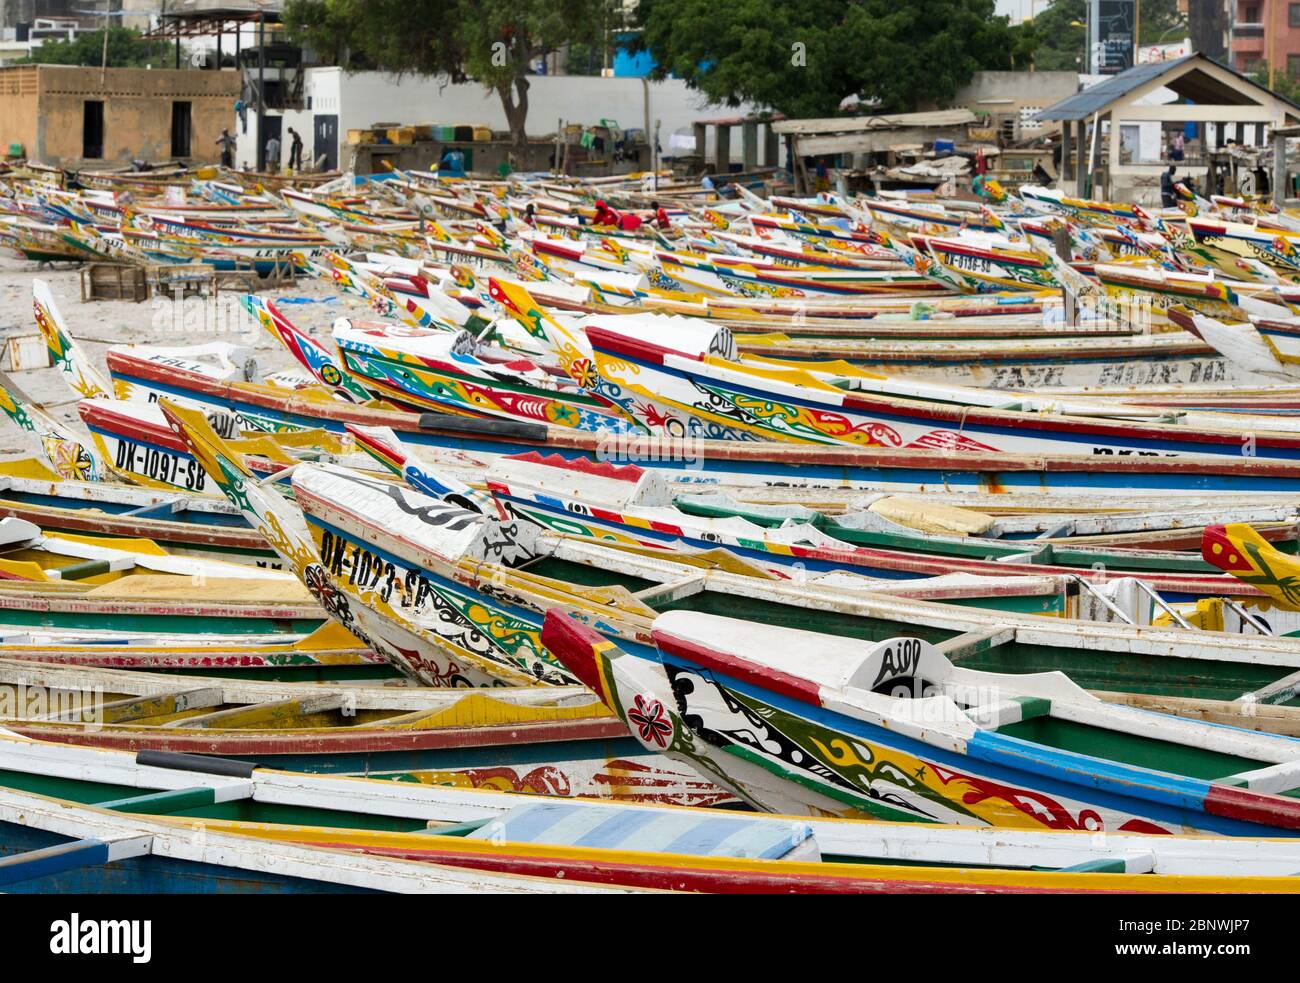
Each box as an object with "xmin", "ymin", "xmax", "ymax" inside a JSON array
[
  {"xmin": 21, "ymin": 27, "xmax": 174, "ymax": 69},
  {"xmin": 634, "ymin": 0, "xmax": 1034, "ymax": 117},
  {"xmin": 284, "ymin": 0, "xmax": 615, "ymax": 149}
]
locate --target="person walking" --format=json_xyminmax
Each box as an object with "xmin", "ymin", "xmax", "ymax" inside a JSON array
[
  {"xmin": 1160, "ymin": 165, "xmax": 1177, "ymax": 207},
  {"xmin": 439, "ymin": 147, "xmax": 465, "ymax": 177},
  {"xmin": 265, "ymin": 134, "xmax": 281, "ymax": 174},
  {"xmin": 215, "ymin": 129, "xmax": 236, "ymax": 168},
  {"xmin": 287, "ymin": 128, "xmax": 303, "ymax": 171}
]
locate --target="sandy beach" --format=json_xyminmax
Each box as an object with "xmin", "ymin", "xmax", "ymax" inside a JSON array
[{"xmin": 0, "ymin": 254, "xmax": 376, "ymax": 455}]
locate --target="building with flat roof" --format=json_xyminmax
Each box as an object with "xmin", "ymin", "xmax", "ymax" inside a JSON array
[{"xmin": 0, "ymin": 63, "xmax": 240, "ymax": 165}]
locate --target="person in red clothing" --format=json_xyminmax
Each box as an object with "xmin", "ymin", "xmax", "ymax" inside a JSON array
[
  {"xmin": 617, "ymin": 211, "xmax": 643, "ymax": 232},
  {"xmin": 593, "ymin": 199, "xmax": 621, "ymax": 226},
  {"xmin": 652, "ymin": 202, "xmax": 671, "ymax": 229}
]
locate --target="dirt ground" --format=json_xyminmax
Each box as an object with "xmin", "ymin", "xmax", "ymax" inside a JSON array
[{"xmin": 0, "ymin": 253, "xmax": 374, "ymax": 454}]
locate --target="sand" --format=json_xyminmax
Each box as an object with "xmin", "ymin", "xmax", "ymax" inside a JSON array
[{"xmin": 0, "ymin": 253, "xmax": 377, "ymax": 455}]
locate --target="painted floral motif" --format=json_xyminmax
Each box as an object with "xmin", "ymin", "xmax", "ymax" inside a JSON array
[{"xmin": 627, "ymin": 693, "xmax": 673, "ymax": 748}]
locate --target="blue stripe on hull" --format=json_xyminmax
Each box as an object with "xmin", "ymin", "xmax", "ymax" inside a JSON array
[
  {"xmin": 0, "ymin": 821, "xmax": 379, "ymax": 893},
  {"xmin": 111, "ymin": 372, "xmax": 1300, "ymax": 492},
  {"xmin": 647, "ymin": 652, "xmax": 1286, "ymax": 837}
]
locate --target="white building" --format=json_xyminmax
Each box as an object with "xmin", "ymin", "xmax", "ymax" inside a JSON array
[{"xmin": 234, "ymin": 68, "xmax": 761, "ymax": 172}]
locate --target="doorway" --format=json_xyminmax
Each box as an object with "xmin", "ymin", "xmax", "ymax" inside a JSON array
[
  {"xmin": 83, "ymin": 100, "xmax": 103, "ymax": 159},
  {"xmin": 171, "ymin": 101, "xmax": 192, "ymax": 158},
  {"xmin": 313, "ymin": 114, "xmax": 338, "ymax": 171}
]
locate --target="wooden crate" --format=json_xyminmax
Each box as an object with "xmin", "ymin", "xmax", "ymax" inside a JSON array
[
  {"xmin": 80, "ymin": 263, "xmax": 148, "ymax": 303},
  {"xmin": 148, "ymin": 263, "xmax": 214, "ymax": 299}
]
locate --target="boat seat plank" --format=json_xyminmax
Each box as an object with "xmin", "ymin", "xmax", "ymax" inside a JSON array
[
  {"xmin": 468, "ymin": 801, "xmax": 816, "ymax": 860},
  {"xmin": 1240, "ymin": 667, "xmax": 1300, "ymax": 707},
  {"xmin": 0, "ymin": 834, "xmax": 153, "ymax": 887},
  {"xmin": 936, "ymin": 626, "xmax": 1016, "ymax": 661},
  {"xmin": 966, "ymin": 696, "xmax": 1051, "ymax": 730},
  {"xmin": 1221, "ymin": 760, "xmax": 1300, "ymax": 795},
  {"xmin": 1056, "ymin": 852, "xmax": 1156, "ymax": 874},
  {"xmin": 632, "ymin": 574, "xmax": 707, "ymax": 607},
  {"xmin": 38, "ymin": 687, "xmax": 226, "ymax": 725},
  {"xmin": 158, "ymin": 694, "xmax": 349, "ymax": 730}
]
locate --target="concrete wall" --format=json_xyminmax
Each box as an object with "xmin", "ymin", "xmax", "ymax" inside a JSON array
[
  {"xmin": 261, "ymin": 69, "xmax": 758, "ymax": 171},
  {"xmin": 30, "ymin": 65, "xmax": 239, "ymax": 165},
  {"xmin": 940, "ymin": 71, "xmax": 1080, "ymax": 140}
]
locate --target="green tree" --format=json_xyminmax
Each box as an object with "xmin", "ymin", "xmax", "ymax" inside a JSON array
[
  {"xmin": 21, "ymin": 27, "xmax": 174, "ymax": 68},
  {"xmin": 1016, "ymin": 0, "xmax": 1085, "ymax": 72},
  {"xmin": 1250, "ymin": 63, "xmax": 1300, "ymax": 105},
  {"xmin": 634, "ymin": 0, "xmax": 1026, "ymax": 117},
  {"xmin": 284, "ymin": 0, "xmax": 615, "ymax": 152},
  {"xmin": 1022, "ymin": 0, "xmax": 1185, "ymax": 73}
]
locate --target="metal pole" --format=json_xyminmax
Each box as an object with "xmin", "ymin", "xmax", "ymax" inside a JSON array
[
  {"xmin": 654, "ymin": 118, "xmax": 660, "ymax": 192},
  {"xmin": 256, "ymin": 11, "xmax": 265, "ymax": 172},
  {"xmin": 1275, "ymin": 127, "xmax": 1288, "ymax": 206}
]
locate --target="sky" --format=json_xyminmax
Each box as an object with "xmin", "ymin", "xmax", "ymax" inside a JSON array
[{"xmin": 997, "ymin": 0, "xmax": 1045, "ymax": 22}]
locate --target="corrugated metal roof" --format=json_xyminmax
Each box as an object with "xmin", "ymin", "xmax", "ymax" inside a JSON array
[
  {"xmin": 159, "ymin": 0, "xmax": 282, "ymax": 17},
  {"xmin": 1036, "ymin": 52, "xmax": 1300, "ymax": 121},
  {"xmin": 1037, "ymin": 54, "xmax": 1196, "ymax": 121},
  {"xmin": 771, "ymin": 109, "xmax": 977, "ymax": 136}
]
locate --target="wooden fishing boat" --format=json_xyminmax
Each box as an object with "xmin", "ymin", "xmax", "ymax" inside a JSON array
[
  {"xmin": 0, "ymin": 661, "xmax": 727, "ymax": 795},
  {"xmin": 0, "ymin": 622, "xmax": 385, "ymax": 681},
  {"xmin": 169, "ymin": 402, "xmax": 1300, "ymax": 704},
  {"xmin": 542, "ymin": 608, "xmax": 1300, "ymax": 835},
  {"xmin": 3, "ymin": 733, "xmax": 1300, "ymax": 893},
  {"xmin": 0, "ymin": 575, "xmax": 324, "ymax": 636},
  {"xmin": 484, "ymin": 452, "xmax": 1276, "ymax": 603}
]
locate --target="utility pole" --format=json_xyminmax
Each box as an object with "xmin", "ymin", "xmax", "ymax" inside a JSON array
[{"xmin": 256, "ymin": 10, "xmax": 265, "ymax": 172}]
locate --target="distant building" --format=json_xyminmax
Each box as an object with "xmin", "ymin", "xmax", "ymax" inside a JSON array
[
  {"xmin": 0, "ymin": 63, "xmax": 240, "ymax": 165},
  {"xmin": 1230, "ymin": 0, "xmax": 1300, "ymax": 78},
  {"xmin": 1037, "ymin": 51, "xmax": 1300, "ymax": 204},
  {"xmin": 922, "ymin": 71, "xmax": 1082, "ymax": 142}
]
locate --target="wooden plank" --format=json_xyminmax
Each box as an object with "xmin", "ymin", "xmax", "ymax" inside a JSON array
[
  {"xmin": 1095, "ymin": 690, "xmax": 1300, "ymax": 737},
  {"xmin": 936, "ymin": 626, "xmax": 1016, "ymax": 660},
  {"xmin": 772, "ymin": 110, "xmax": 976, "ymax": 135},
  {"xmin": 798, "ymin": 127, "xmax": 972, "ymax": 157},
  {"xmin": 0, "ymin": 835, "xmax": 152, "ymax": 887},
  {"xmin": 160, "ymin": 693, "xmax": 349, "ymax": 730},
  {"xmin": 633, "ymin": 574, "xmax": 707, "ymax": 607},
  {"xmin": 37, "ymin": 687, "xmax": 224, "ymax": 724}
]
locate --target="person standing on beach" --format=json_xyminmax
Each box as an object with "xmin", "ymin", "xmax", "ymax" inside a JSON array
[
  {"xmin": 288, "ymin": 128, "xmax": 303, "ymax": 171},
  {"xmin": 1160, "ymin": 165, "xmax": 1176, "ymax": 207},
  {"xmin": 216, "ymin": 129, "xmax": 236, "ymax": 168},
  {"xmin": 265, "ymin": 134, "xmax": 281, "ymax": 174}
]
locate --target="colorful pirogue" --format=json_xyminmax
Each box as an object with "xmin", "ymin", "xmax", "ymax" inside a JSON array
[{"xmin": 11, "ymin": 160, "xmax": 1300, "ymax": 891}]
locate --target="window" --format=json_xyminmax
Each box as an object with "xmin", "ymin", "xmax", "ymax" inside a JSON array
[
  {"xmin": 1289, "ymin": 53, "xmax": 1300, "ymax": 77},
  {"xmin": 170, "ymin": 101, "xmax": 192, "ymax": 157},
  {"xmin": 1246, "ymin": 4, "xmax": 1258, "ymax": 22},
  {"xmin": 82, "ymin": 100, "xmax": 103, "ymax": 159},
  {"xmin": 1291, "ymin": 3, "xmax": 1300, "ymax": 27}
]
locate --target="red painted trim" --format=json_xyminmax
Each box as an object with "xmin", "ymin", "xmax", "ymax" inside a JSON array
[
  {"xmin": 503, "ymin": 451, "xmax": 645, "ymax": 482},
  {"xmin": 651, "ymin": 627, "xmax": 823, "ymax": 707},
  {"xmin": 539, "ymin": 611, "xmax": 609, "ymax": 698},
  {"xmin": 0, "ymin": 501, "xmax": 265, "ymax": 551},
  {"xmin": 583, "ymin": 325, "xmax": 693, "ymax": 365},
  {"xmin": 105, "ymin": 352, "xmax": 1300, "ymax": 478},
  {"xmin": 78, "ymin": 400, "xmax": 189, "ymax": 453},
  {"xmin": 11, "ymin": 716, "xmax": 628, "ymax": 755},
  {"xmin": 1204, "ymin": 783, "xmax": 1300, "ymax": 831},
  {"xmin": 298, "ymin": 843, "xmax": 1132, "ymax": 894}
]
